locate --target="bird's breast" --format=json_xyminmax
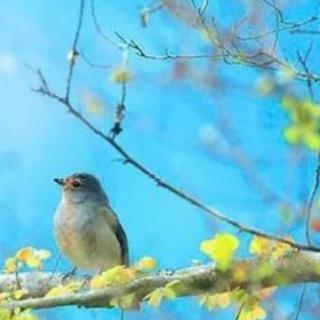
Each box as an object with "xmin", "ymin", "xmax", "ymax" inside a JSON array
[{"xmin": 54, "ymin": 201, "xmax": 122, "ymax": 271}]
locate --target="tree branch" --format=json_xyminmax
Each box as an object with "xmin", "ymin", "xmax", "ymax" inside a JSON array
[
  {"xmin": 33, "ymin": 77, "xmax": 320, "ymax": 253},
  {"xmin": 1, "ymin": 251, "xmax": 320, "ymax": 310}
]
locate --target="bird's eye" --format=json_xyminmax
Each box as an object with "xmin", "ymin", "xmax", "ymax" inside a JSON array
[{"xmin": 72, "ymin": 180, "xmax": 81, "ymax": 188}]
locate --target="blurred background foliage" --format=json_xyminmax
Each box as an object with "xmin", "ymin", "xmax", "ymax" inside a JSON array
[{"xmin": 1, "ymin": 0, "xmax": 320, "ymax": 318}]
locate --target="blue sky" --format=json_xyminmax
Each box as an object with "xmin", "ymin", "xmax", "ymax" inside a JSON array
[{"xmin": 1, "ymin": 0, "xmax": 320, "ymax": 319}]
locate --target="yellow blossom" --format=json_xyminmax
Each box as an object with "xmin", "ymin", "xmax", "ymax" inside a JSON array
[
  {"xmin": 111, "ymin": 67, "xmax": 133, "ymax": 84},
  {"xmin": 200, "ymin": 233, "xmax": 239, "ymax": 270},
  {"xmin": 135, "ymin": 256, "xmax": 157, "ymax": 271}
]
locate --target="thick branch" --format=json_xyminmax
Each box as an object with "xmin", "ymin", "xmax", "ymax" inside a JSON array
[{"xmin": 1, "ymin": 251, "xmax": 320, "ymax": 310}]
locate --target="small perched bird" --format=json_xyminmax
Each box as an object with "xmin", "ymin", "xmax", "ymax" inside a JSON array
[{"xmin": 53, "ymin": 172, "xmax": 129, "ymax": 272}]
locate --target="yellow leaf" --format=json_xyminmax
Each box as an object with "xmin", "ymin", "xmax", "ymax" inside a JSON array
[
  {"xmin": 0, "ymin": 308, "xmax": 11, "ymax": 320},
  {"xmin": 3, "ymin": 257, "xmax": 18, "ymax": 273},
  {"xmin": 145, "ymin": 288, "xmax": 163, "ymax": 307},
  {"xmin": 199, "ymin": 293, "xmax": 217, "ymax": 311},
  {"xmin": 83, "ymin": 91, "xmax": 105, "ymax": 116},
  {"xmin": 145, "ymin": 281, "xmax": 179, "ymax": 307},
  {"xmin": 90, "ymin": 274, "xmax": 107, "ymax": 289},
  {"xmin": 272, "ymin": 242, "xmax": 292, "ymax": 259},
  {"xmin": 230, "ymin": 288, "xmax": 247, "ymax": 303},
  {"xmin": 284, "ymin": 126, "xmax": 304, "ymax": 144},
  {"xmin": 45, "ymin": 285, "xmax": 73, "ymax": 298},
  {"xmin": 163, "ymin": 287, "xmax": 176, "ymax": 300},
  {"xmin": 238, "ymin": 303, "xmax": 267, "ymax": 320},
  {"xmin": 34, "ymin": 249, "xmax": 51, "ymax": 261},
  {"xmin": 249, "ymin": 237, "xmax": 270, "ymax": 256},
  {"xmin": 110, "ymin": 293, "xmax": 138, "ymax": 310},
  {"xmin": 282, "ymin": 96, "xmax": 320, "ymax": 151},
  {"xmin": 252, "ymin": 262, "xmax": 274, "ymax": 281},
  {"xmin": 200, "ymin": 233, "xmax": 239, "ymax": 270},
  {"xmin": 277, "ymin": 66, "xmax": 296, "ymax": 82},
  {"xmin": 13, "ymin": 289, "xmax": 28, "ymax": 300},
  {"xmin": 256, "ymin": 287, "xmax": 276, "ymax": 300},
  {"xmin": 111, "ymin": 67, "xmax": 133, "ymax": 84},
  {"xmin": 164, "ymin": 280, "xmax": 179, "ymax": 299},
  {"xmin": 16, "ymin": 247, "xmax": 51, "ymax": 270},
  {"xmin": 135, "ymin": 256, "xmax": 157, "ymax": 271},
  {"xmin": 250, "ymin": 236, "xmax": 292, "ymax": 260},
  {"xmin": 65, "ymin": 280, "xmax": 83, "ymax": 292},
  {"xmin": 305, "ymin": 131, "xmax": 320, "ymax": 150},
  {"xmin": 106, "ymin": 265, "xmax": 135, "ymax": 284},
  {"xmin": 12, "ymin": 309, "xmax": 38, "ymax": 320},
  {"xmin": 91, "ymin": 265, "xmax": 136, "ymax": 289},
  {"xmin": 16, "ymin": 247, "xmax": 34, "ymax": 262},
  {"xmin": 256, "ymin": 75, "xmax": 275, "ymax": 96},
  {"xmin": 0, "ymin": 293, "xmax": 10, "ymax": 302},
  {"xmin": 215, "ymin": 293, "xmax": 231, "ymax": 308},
  {"xmin": 102, "ymin": 265, "xmax": 126, "ymax": 283},
  {"xmin": 199, "ymin": 293, "xmax": 231, "ymax": 310},
  {"xmin": 24, "ymin": 256, "xmax": 41, "ymax": 269},
  {"xmin": 233, "ymin": 264, "xmax": 247, "ymax": 283},
  {"xmin": 252, "ymin": 306, "xmax": 266, "ymax": 320}
]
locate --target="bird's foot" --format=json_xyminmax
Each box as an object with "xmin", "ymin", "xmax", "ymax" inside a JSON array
[
  {"xmin": 157, "ymin": 268, "xmax": 175, "ymax": 276},
  {"xmin": 61, "ymin": 267, "xmax": 77, "ymax": 283}
]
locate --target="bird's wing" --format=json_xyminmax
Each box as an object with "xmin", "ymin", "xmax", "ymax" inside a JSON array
[
  {"xmin": 113, "ymin": 221, "xmax": 129, "ymax": 265},
  {"xmin": 100, "ymin": 205, "xmax": 129, "ymax": 265}
]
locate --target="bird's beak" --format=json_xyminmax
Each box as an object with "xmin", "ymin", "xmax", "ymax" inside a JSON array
[{"xmin": 54, "ymin": 178, "xmax": 65, "ymax": 186}]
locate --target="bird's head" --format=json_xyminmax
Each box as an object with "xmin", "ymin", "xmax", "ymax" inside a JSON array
[{"xmin": 54, "ymin": 172, "xmax": 107, "ymax": 203}]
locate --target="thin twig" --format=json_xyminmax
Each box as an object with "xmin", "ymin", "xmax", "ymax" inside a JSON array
[
  {"xmin": 305, "ymin": 152, "xmax": 320, "ymax": 246},
  {"xmin": 115, "ymin": 33, "xmax": 215, "ymax": 60},
  {"xmin": 237, "ymin": 16, "xmax": 317, "ymax": 41},
  {"xmin": 293, "ymin": 283, "xmax": 307, "ymax": 320},
  {"xmin": 235, "ymin": 302, "xmax": 245, "ymax": 320},
  {"xmin": 80, "ymin": 50, "xmax": 111, "ymax": 69},
  {"xmin": 296, "ymin": 46, "xmax": 314, "ymax": 100},
  {"xmin": 140, "ymin": 1, "xmax": 166, "ymax": 27},
  {"xmin": 109, "ymin": 82, "xmax": 126, "ymax": 139},
  {"xmin": 90, "ymin": 0, "xmax": 124, "ymax": 49},
  {"xmin": 65, "ymin": 0, "xmax": 85, "ymax": 102}
]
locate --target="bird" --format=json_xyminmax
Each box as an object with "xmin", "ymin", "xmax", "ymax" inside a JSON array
[{"xmin": 53, "ymin": 172, "xmax": 129, "ymax": 272}]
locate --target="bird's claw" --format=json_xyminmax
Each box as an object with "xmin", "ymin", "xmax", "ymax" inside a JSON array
[{"xmin": 61, "ymin": 267, "xmax": 77, "ymax": 283}]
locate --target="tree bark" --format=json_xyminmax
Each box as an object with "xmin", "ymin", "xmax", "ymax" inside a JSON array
[{"xmin": 0, "ymin": 251, "xmax": 319, "ymax": 310}]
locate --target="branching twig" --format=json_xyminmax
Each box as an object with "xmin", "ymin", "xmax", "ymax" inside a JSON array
[
  {"xmin": 297, "ymin": 46, "xmax": 314, "ymax": 100},
  {"xmin": 295, "ymin": 45, "xmax": 320, "ymax": 247},
  {"xmin": 33, "ymin": 69, "xmax": 320, "ymax": 253},
  {"xmin": 31, "ymin": 0, "xmax": 320, "ymax": 253},
  {"xmin": 32, "ymin": 0, "xmax": 320, "ymax": 257}
]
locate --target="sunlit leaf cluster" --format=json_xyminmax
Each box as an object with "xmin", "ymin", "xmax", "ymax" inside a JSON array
[
  {"xmin": 3, "ymin": 247, "xmax": 51, "ymax": 273},
  {"xmin": 282, "ymin": 96, "xmax": 320, "ymax": 151}
]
